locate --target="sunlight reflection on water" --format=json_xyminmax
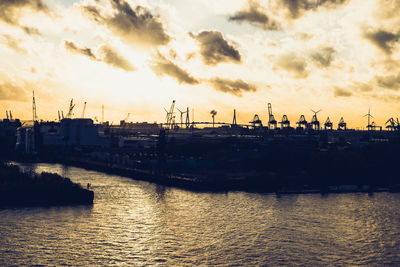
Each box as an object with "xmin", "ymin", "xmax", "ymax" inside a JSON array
[{"xmin": 1, "ymin": 163, "xmax": 400, "ymax": 265}]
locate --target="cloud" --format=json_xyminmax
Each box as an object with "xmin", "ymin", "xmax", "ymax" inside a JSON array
[
  {"xmin": 82, "ymin": 0, "xmax": 170, "ymax": 47},
  {"xmin": 208, "ymin": 78, "xmax": 257, "ymax": 96},
  {"xmin": 98, "ymin": 45, "xmax": 136, "ymax": 71},
  {"xmin": 334, "ymin": 87, "xmax": 352, "ymax": 97},
  {"xmin": 228, "ymin": 0, "xmax": 280, "ymax": 30},
  {"xmin": 375, "ymin": 74, "xmax": 400, "ymax": 90},
  {"xmin": 364, "ymin": 30, "xmax": 400, "ymax": 54},
  {"xmin": 0, "ymin": 78, "xmax": 28, "ymax": 102},
  {"xmin": 310, "ymin": 46, "xmax": 336, "ymax": 67},
  {"xmin": 0, "ymin": 0, "xmax": 48, "ymax": 34},
  {"xmin": 279, "ymin": 0, "xmax": 349, "ymax": 19},
  {"xmin": 151, "ymin": 53, "xmax": 199, "ymax": 85},
  {"xmin": 274, "ymin": 52, "xmax": 308, "ymax": 78},
  {"xmin": 0, "ymin": 34, "xmax": 27, "ymax": 54},
  {"xmin": 190, "ymin": 30, "xmax": 241, "ymax": 66},
  {"xmin": 64, "ymin": 40, "xmax": 135, "ymax": 71},
  {"xmin": 64, "ymin": 40, "xmax": 97, "ymax": 60}
]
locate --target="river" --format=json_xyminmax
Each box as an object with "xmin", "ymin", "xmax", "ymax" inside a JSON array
[{"xmin": 1, "ymin": 163, "xmax": 400, "ymax": 265}]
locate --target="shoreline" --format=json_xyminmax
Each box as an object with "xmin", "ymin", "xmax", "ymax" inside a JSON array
[{"xmin": 12, "ymin": 158, "xmax": 399, "ymax": 195}]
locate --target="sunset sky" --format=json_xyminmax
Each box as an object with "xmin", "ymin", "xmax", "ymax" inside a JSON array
[{"xmin": 1, "ymin": 0, "xmax": 399, "ymax": 128}]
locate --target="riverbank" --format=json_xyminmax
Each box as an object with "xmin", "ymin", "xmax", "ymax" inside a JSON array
[
  {"xmin": 31, "ymin": 157, "xmax": 400, "ymax": 195},
  {"xmin": 0, "ymin": 161, "xmax": 94, "ymax": 207}
]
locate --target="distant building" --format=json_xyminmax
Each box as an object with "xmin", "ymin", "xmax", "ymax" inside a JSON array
[
  {"xmin": 16, "ymin": 118, "xmax": 110, "ymax": 153},
  {"xmin": 60, "ymin": 118, "xmax": 110, "ymax": 147}
]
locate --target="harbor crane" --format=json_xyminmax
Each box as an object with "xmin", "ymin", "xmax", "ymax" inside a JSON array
[
  {"xmin": 385, "ymin": 118, "xmax": 399, "ymax": 131},
  {"xmin": 120, "ymin": 113, "xmax": 130, "ymax": 128},
  {"xmin": 32, "ymin": 91, "xmax": 38, "ymax": 122},
  {"xmin": 279, "ymin": 115, "xmax": 290, "ymax": 128},
  {"xmin": 81, "ymin": 102, "xmax": 87, "ymax": 118},
  {"xmin": 338, "ymin": 117, "xmax": 347, "ymax": 130},
  {"xmin": 164, "ymin": 100, "xmax": 175, "ymax": 129},
  {"xmin": 250, "ymin": 114, "xmax": 263, "ymax": 128},
  {"xmin": 296, "ymin": 115, "xmax": 307, "ymax": 129},
  {"xmin": 101, "ymin": 105, "xmax": 104, "ymax": 124},
  {"xmin": 267, "ymin": 103, "xmax": 277, "ymax": 129},
  {"xmin": 5, "ymin": 110, "xmax": 12, "ymax": 120},
  {"xmin": 368, "ymin": 121, "xmax": 381, "ymax": 131},
  {"xmin": 124, "ymin": 113, "xmax": 130, "ymax": 122},
  {"xmin": 66, "ymin": 99, "xmax": 75, "ymax": 119},
  {"xmin": 324, "ymin": 117, "xmax": 333, "ymax": 130},
  {"xmin": 310, "ymin": 109, "xmax": 321, "ymax": 130},
  {"xmin": 210, "ymin": 110, "xmax": 217, "ymax": 128},
  {"xmin": 5, "ymin": 110, "xmax": 13, "ymax": 120}
]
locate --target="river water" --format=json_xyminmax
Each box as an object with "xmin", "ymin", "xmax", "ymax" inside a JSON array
[{"xmin": 1, "ymin": 163, "xmax": 400, "ymax": 266}]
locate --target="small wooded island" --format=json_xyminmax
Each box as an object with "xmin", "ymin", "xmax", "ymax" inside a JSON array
[{"xmin": 0, "ymin": 162, "xmax": 94, "ymax": 207}]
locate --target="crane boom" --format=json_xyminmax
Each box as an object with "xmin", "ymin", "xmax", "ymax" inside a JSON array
[{"xmin": 81, "ymin": 102, "xmax": 87, "ymax": 118}]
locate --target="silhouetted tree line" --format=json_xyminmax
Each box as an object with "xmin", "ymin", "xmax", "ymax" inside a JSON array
[{"xmin": 0, "ymin": 161, "xmax": 93, "ymax": 207}]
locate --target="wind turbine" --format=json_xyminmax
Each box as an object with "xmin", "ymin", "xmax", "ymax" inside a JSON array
[
  {"xmin": 177, "ymin": 108, "xmax": 187, "ymax": 127},
  {"xmin": 363, "ymin": 107, "xmax": 374, "ymax": 130}
]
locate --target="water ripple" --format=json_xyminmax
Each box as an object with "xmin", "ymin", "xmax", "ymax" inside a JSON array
[{"xmin": 0, "ymin": 163, "xmax": 400, "ymax": 265}]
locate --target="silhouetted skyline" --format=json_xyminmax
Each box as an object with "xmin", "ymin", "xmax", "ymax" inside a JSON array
[{"xmin": 0, "ymin": 0, "xmax": 399, "ymax": 127}]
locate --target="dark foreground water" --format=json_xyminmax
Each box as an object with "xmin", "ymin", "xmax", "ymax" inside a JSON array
[{"xmin": 1, "ymin": 163, "xmax": 400, "ymax": 266}]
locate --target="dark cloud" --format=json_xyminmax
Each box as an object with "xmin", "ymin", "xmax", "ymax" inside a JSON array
[
  {"xmin": 98, "ymin": 45, "xmax": 136, "ymax": 71},
  {"xmin": 0, "ymin": 0, "xmax": 48, "ymax": 34},
  {"xmin": 208, "ymin": 78, "xmax": 257, "ymax": 96},
  {"xmin": 64, "ymin": 40, "xmax": 97, "ymax": 60},
  {"xmin": 228, "ymin": 0, "xmax": 280, "ymax": 30},
  {"xmin": 375, "ymin": 74, "xmax": 400, "ymax": 90},
  {"xmin": 0, "ymin": 34, "xmax": 27, "ymax": 54},
  {"xmin": 279, "ymin": 0, "xmax": 349, "ymax": 19},
  {"xmin": 310, "ymin": 46, "xmax": 336, "ymax": 67},
  {"xmin": 275, "ymin": 52, "xmax": 308, "ymax": 78},
  {"xmin": 151, "ymin": 53, "xmax": 199, "ymax": 85},
  {"xmin": 82, "ymin": 0, "xmax": 170, "ymax": 47},
  {"xmin": 190, "ymin": 30, "xmax": 241, "ymax": 66},
  {"xmin": 364, "ymin": 30, "xmax": 400, "ymax": 54},
  {"xmin": 64, "ymin": 41, "xmax": 135, "ymax": 72},
  {"xmin": 334, "ymin": 87, "xmax": 352, "ymax": 97}
]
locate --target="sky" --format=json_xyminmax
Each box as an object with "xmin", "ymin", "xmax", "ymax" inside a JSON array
[{"xmin": 0, "ymin": 0, "xmax": 399, "ymax": 128}]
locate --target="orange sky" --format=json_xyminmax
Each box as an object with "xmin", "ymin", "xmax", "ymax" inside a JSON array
[{"xmin": 0, "ymin": 0, "xmax": 400, "ymax": 129}]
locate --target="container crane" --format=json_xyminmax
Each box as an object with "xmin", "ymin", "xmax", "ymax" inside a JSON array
[
  {"xmin": 310, "ymin": 109, "xmax": 321, "ymax": 130},
  {"xmin": 296, "ymin": 115, "xmax": 307, "ymax": 129},
  {"xmin": 279, "ymin": 115, "xmax": 290, "ymax": 128},
  {"xmin": 250, "ymin": 114, "xmax": 263, "ymax": 128},
  {"xmin": 324, "ymin": 117, "xmax": 333, "ymax": 130},
  {"xmin": 338, "ymin": 117, "xmax": 347, "ymax": 130}
]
